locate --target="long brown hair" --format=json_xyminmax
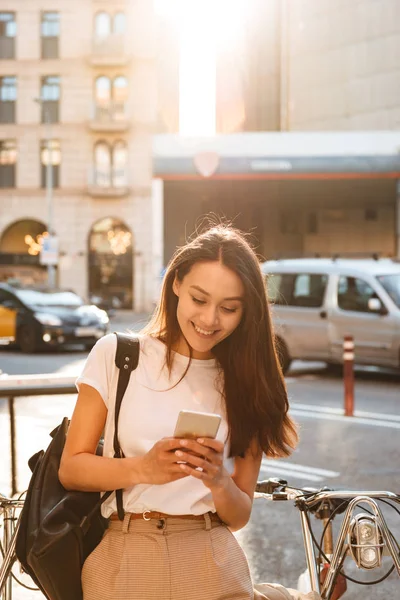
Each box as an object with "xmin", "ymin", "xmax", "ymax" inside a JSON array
[{"xmin": 143, "ymin": 223, "xmax": 298, "ymax": 458}]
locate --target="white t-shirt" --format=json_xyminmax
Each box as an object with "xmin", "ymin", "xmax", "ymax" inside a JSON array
[{"xmin": 76, "ymin": 333, "xmax": 234, "ymax": 517}]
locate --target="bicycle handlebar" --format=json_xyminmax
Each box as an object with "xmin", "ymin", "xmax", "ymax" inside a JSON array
[{"xmin": 255, "ymin": 479, "xmax": 400, "ymax": 508}]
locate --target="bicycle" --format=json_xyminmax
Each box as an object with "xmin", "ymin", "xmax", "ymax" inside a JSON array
[
  {"xmin": 254, "ymin": 478, "xmax": 400, "ymax": 599},
  {"xmin": 0, "ymin": 492, "xmax": 39, "ymax": 600}
]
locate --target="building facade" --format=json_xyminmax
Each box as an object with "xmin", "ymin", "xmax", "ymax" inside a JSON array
[
  {"xmin": 0, "ymin": 0, "xmax": 162, "ymax": 310},
  {"xmin": 285, "ymin": 0, "xmax": 400, "ymax": 130},
  {"xmin": 156, "ymin": 0, "xmax": 400, "ymax": 134}
]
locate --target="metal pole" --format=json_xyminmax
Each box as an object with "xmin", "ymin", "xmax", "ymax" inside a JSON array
[
  {"xmin": 45, "ymin": 106, "xmax": 56, "ymax": 289},
  {"xmin": 343, "ymin": 335, "xmax": 355, "ymax": 416},
  {"xmin": 298, "ymin": 511, "xmax": 321, "ymax": 593},
  {"xmin": 8, "ymin": 396, "xmax": 17, "ymax": 497}
]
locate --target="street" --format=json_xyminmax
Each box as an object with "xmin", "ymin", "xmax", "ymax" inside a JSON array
[{"xmin": 0, "ymin": 315, "xmax": 399, "ymax": 599}]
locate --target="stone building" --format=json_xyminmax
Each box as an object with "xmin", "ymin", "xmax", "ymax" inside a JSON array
[
  {"xmin": 285, "ymin": 0, "xmax": 400, "ymax": 131},
  {"xmin": 0, "ymin": 0, "xmax": 161, "ymax": 310}
]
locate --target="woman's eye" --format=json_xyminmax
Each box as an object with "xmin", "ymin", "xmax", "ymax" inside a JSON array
[
  {"xmin": 192, "ymin": 296, "xmax": 206, "ymax": 305},
  {"xmin": 222, "ymin": 306, "xmax": 237, "ymax": 314}
]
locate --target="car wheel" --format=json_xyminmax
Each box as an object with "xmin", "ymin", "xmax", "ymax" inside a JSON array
[
  {"xmin": 18, "ymin": 326, "xmax": 39, "ymax": 354},
  {"xmin": 275, "ymin": 337, "xmax": 291, "ymax": 374}
]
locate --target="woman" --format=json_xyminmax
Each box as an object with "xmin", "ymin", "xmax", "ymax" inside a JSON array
[{"xmin": 59, "ymin": 224, "xmax": 298, "ymax": 600}]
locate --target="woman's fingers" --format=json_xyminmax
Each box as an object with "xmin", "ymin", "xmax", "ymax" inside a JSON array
[
  {"xmin": 175, "ymin": 449, "xmax": 220, "ymax": 471},
  {"xmin": 178, "ymin": 438, "xmax": 223, "ymax": 456}
]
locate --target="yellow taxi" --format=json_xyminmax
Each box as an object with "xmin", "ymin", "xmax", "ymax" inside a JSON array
[{"xmin": 0, "ymin": 283, "xmax": 109, "ymax": 353}]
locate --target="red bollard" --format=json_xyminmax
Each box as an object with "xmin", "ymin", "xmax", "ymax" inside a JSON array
[{"xmin": 343, "ymin": 335, "xmax": 355, "ymax": 416}]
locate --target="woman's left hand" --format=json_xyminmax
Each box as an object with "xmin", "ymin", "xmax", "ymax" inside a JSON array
[{"xmin": 174, "ymin": 438, "xmax": 229, "ymax": 491}]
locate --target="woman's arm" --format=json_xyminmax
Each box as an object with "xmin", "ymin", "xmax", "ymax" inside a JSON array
[
  {"xmin": 175, "ymin": 437, "xmax": 262, "ymax": 531},
  {"xmin": 59, "ymin": 383, "xmax": 188, "ymax": 491},
  {"xmin": 212, "ymin": 440, "xmax": 262, "ymax": 531}
]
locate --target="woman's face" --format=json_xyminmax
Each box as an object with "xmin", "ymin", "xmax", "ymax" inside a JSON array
[{"xmin": 172, "ymin": 260, "xmax": 245, "ymax": 359}]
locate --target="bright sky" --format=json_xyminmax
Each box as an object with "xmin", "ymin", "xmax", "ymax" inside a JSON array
[{"xmin": 154, "ymin": 0, "xmax": 248, "ymax": 136}]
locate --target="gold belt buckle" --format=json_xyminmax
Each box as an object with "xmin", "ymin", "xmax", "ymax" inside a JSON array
[{"xmin": 142, "ymin": 510, "xmax": 151, "ymax": 521}]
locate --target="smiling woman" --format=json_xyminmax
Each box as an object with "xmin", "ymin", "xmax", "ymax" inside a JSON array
[
  {"xmin": 60, "ymin": 222, "xmax": 298, "ymax": 600},
  {"xmin": 154, "ymin": 0, "xmax": 249, "ymax": 135}
]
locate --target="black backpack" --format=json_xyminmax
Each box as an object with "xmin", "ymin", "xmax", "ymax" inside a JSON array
[{"xmin": 15, "ymin": 332, "xmax": 140, "ymax": 600}]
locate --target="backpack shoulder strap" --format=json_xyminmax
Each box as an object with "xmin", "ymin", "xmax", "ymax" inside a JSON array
[
  {"xmin": 114, "ymin": 332, "xmax": 140, "ymax": 433},
  {"xmin": 113, "ymin": 332, "xmax": 140, "ymax": 520}
]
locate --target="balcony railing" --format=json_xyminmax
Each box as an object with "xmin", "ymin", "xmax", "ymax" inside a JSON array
[
  {"xmin": 89, "ymin": 34, "xmax": 129, "ymax": 66},
  {"xmin": 89, "ymin": 101, "xmax": 130, "ymax": 132},
  {"xmin": 87, "ymin": 167, "xmax": 130, "ymax": 198}
]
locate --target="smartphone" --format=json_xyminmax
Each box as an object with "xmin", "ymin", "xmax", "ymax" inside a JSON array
[{"xmin": 173, "ymin": 410, "xmax": 221, "ymax": 440}]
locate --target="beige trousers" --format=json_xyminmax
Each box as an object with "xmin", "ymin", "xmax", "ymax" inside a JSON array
[{"xmin": 82, "ymin": 512, "xmax": 254, "ymax": 600}]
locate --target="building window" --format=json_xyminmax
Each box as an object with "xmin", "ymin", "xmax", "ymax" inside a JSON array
[
  {"xmin": 113, "ymin": 76, "xmax": 128, "ymax": 105},
  {"xmin": 112, "ymin": 140, "xmax": 127, "ymax": 186},
  {"xmin": 40, "ymin": 76, "xmax": 60, "ymax": 123},
  {"xmin": 41, "ymin": 12, "xmax": 59, "ymax": 59},
  {"xmin": 0, "ymin": 76, "xmax": 16, "ymax": 123},
  {"xmin": 40, "ymin": 139, "xmax": 61, "ymax": 188},
  {"xmin": 0, "ymin": 12, "xmax": 16, "ymax": 59},
  {"xmin": 95, "ymin": 76, "xmax": 111, "ymax": 105},
  {"xmin": 95, "ymin": 12, "xmax": 111, "ymax": 38},
  {"xmin": 94, "ymin": 75, "xmax": 128, "ymax": 120},
  {"xmin": 94, "ymin": 141, "xmax": 111, "ymax": 187},
  {"xmin": 94, "ymin": 140, "xmax": 127, "ymax": 187},
  {"xmin": 113, "ymin": 13, "xmax": 126, "ymax": 34},
  {"xmin": 0, "ymin": 139, "xmax": 17, "ymax": 188}
]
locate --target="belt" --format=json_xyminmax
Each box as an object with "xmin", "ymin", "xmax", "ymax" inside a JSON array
[{"xmin": 109, "ymin": 510, "xmax": 222, "ymax": 523}]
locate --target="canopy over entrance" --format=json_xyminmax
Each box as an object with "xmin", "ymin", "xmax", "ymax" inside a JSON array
[{"xmin": 153, "ymin": 131, "xmax": 400, "ymax": 180}]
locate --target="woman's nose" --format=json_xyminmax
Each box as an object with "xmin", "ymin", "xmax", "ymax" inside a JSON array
[{"xmin": 200, "ymin": 305, "xmax": 219, "ymax": 327}]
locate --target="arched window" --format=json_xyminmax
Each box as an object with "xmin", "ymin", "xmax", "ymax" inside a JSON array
[
  {"xmin": 95, "ymin": 76, "xmax": 111, "ymax": 104},
  {"xmin": 112, "ymin": 140, "xmax": 127, "ymax": 186},
  {"xmin": 88, "ymin": 217, "xmax": 133, "ymax": 309},
  {"xmin": 94, "ymin": 141, "xmax": 111, "ymax": 187},
  {"xmin": 112, "ymin": 76, "xmax": 128, "ymax": 119},
  {"xmin": 113, "ymin": 76, "xmax": 128, "ymax": 103},
  {"xmin": 0, "ymin": 219, "xmax": 46, "ymax": 253},
  {"xmin": 94, "ymin": 12, "xmax": 111, "ymax": 38},
  {"xmin": 113, "ymin": 12, "xmax": 126, "ymax": 35}
]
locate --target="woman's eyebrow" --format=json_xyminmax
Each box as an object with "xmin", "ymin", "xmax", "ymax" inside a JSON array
[{"xmin": 189, "ymin": 285, "xmax": 244, "ymax": 302}]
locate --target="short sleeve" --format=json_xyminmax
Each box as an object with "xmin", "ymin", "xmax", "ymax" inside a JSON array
[{"xmin": 75, "ymin": 333, "xmax": 117, "ymax": 407}]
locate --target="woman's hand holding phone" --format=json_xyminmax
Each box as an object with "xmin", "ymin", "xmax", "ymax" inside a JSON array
[
  {"xmin": 139, "ymin": 438, "xmax": 190, "ymax": 485},
  {"xmin": 174, "ymin": 438, "xmax": 230, "ymax": 491}
]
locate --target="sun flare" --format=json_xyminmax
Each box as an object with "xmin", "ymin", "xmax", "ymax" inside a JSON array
[{"xmin": 154, "ymin": 0, "xmax": 248, "ymax": 136}]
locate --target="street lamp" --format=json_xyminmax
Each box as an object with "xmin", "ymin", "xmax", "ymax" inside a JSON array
[{"xmin": 34, "ymin": 96, "xmax": 56, "ymax": 288}]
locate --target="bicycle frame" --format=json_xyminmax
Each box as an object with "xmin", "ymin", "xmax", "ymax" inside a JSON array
[{"xmin": 256, "ymin": 482, "xmax": 400, "ymax": 600}]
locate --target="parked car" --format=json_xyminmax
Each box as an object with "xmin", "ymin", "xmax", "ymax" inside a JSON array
[
  {"xmin": 0, "ymin": 283, "xmax": 109, "ymax": 353},
  {"xmin": 261, "ymin": 257, "xmax": 400, "ymax": 373}
]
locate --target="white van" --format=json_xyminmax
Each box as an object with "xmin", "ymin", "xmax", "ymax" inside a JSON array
[{"xmin": 261, "ymin": 258, "xmax": 400, "ymax": 373}]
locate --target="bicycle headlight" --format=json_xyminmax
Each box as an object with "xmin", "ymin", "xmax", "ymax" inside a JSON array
[{"xmin": 349, "ymin": 514, "xmax": 383, "ymax": 569}]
